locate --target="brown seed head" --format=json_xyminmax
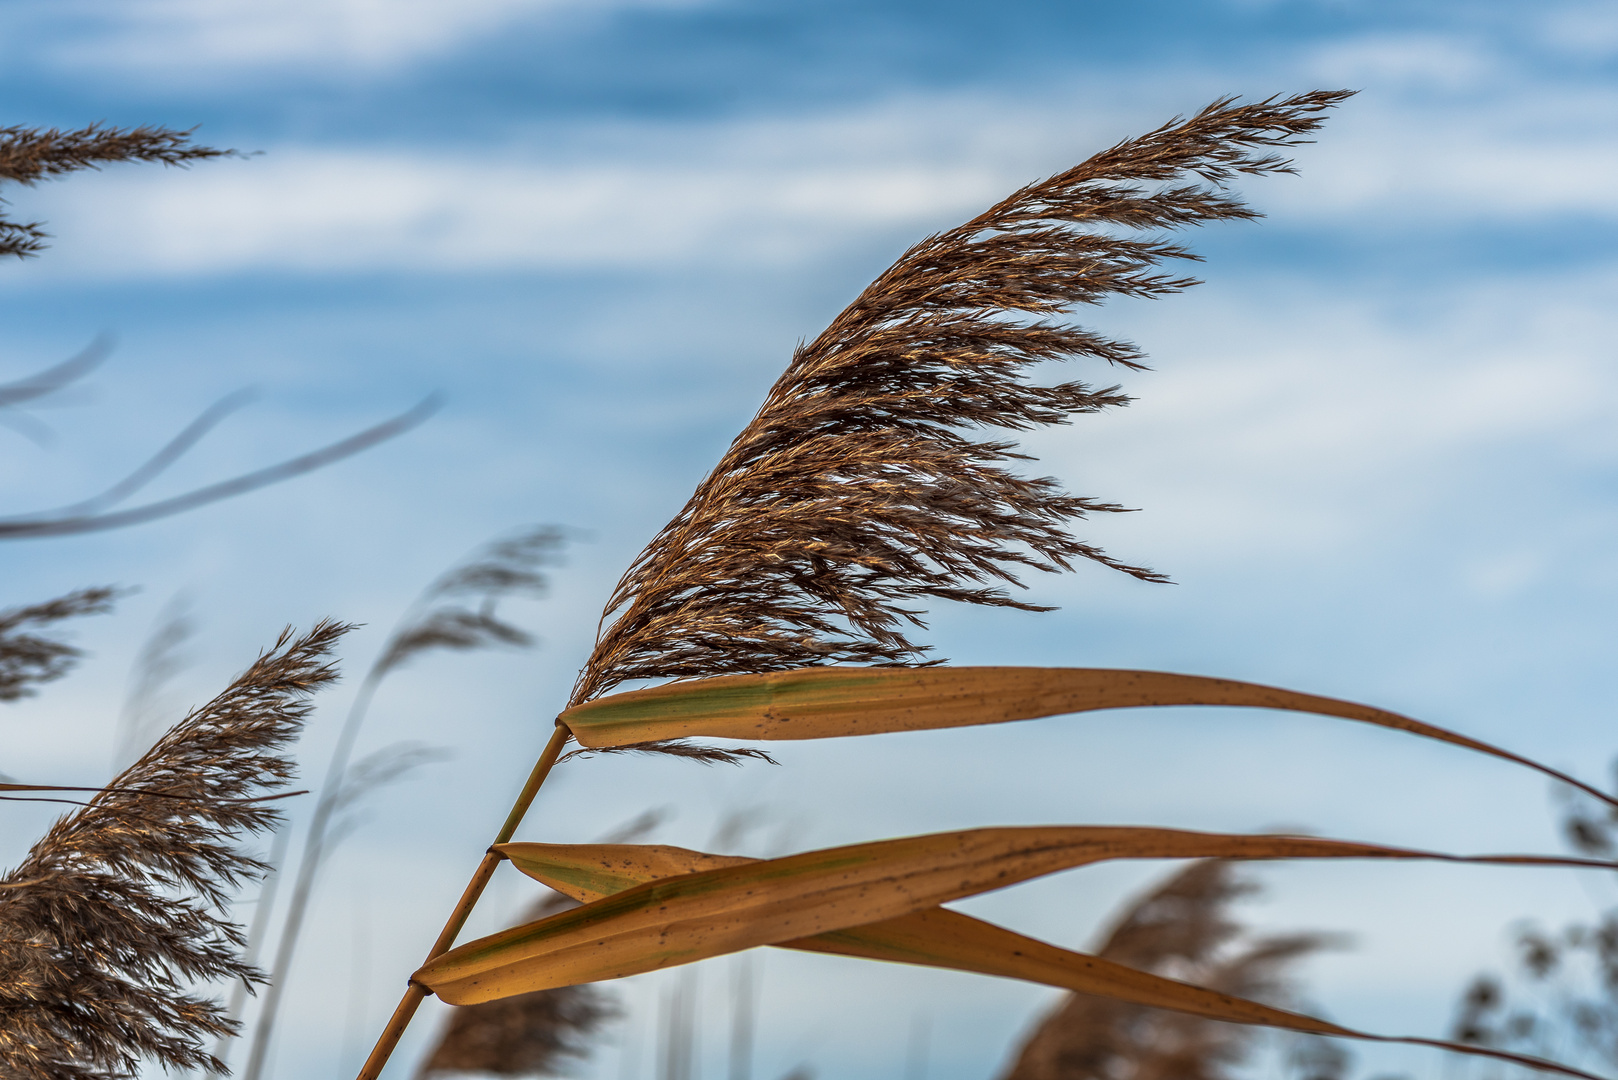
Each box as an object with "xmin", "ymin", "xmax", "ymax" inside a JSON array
[{"xmin": 570, "ymin": 92, "xmax": 1353, "ymax": 713}]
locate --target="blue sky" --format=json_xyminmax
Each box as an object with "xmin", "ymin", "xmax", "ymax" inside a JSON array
[{"xmin": 2, "ymin": 2, "xmax": 1617, "ymax": 1078}]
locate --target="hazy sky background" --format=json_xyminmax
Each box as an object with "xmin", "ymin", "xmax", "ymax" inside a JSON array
[{"xmin": 2, "ymin": 1, "xmax": 1617, "ymax": 1078}]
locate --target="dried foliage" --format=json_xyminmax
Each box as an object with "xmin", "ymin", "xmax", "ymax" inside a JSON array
[
  {"xmin": 1451, "ymin": 766, "xmax": 1618, "ymax": 1075},
  {"xmin": 0, "ymin": 586, "xmax": 119, "ymax": 702},
  {"xmin": 0, "ymin": 123, "xmax": 235, "ymax": 258},
  {"xmin": 0, "ymin": 388, "xmax": 438, "ymax": 541},
  {"xmin": 998, "ymin": 861, "xmax": 1344, "ymax": 1080},
  {"xmin": 0, "ymin": 621, "xmax": 348, "ymax": 1079},
  {"xmin": 570, "ymin": 90, "xmax": 1353, "ymax": 710},
  {"xmin": 0, "ymin": 333, "xmax": 436, "ymax": 541},
  {"xmin": 557, "ymin": 741, "xmax": 779, "ymax": 766}
]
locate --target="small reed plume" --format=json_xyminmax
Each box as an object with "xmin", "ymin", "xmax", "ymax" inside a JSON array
[
  {"xmin": 0, "ymin": 621, "xmax": 349, "ymax": 1079},
  {"xmin": 1449, "ymin": 759, "xmax": 1618, "ymax": 1075},
  {"xmin": 570, "ymin": 91, "xmax": 1353, "ymax": 715},
  {"xmin": 0, "ymin": 586, "xmax": 120, "ymax": 702},
  {"xmin": 414, "ymin": 984, "xmax": 616, "ymax": 1078},
  {"xmin": 0, "ymin": 123, "xmax": 236, "ymax": 258},
  {"xmin": 998, "ymin": 860, "xmax": 1344, "ymax": 1080}
]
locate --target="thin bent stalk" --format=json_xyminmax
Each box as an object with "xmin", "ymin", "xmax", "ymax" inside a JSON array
[
  {"xmin": 239, "ymin": 666, "xmax": 388, "ymax": 1080},
  {"xmin": 207, "ymin": 823, "xmax": 292, "ymax": 1077},
  {"xmin": 353, "ymin": 722, "xmax": 571, "ymax": 1080},
  {"xmin": 246, "ymin": 526, "xmax": 562, "ymax": 1077}
]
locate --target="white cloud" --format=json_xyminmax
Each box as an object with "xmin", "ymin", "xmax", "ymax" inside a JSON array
[
  {"xmin": 0, "ymin": 148, "xmax": 1005, "ymax": 278},
  {"xmin": 16, "ymin": 0, "xmax": 701, "ymax": 75},
  {"xmin": 1306, "ymin": 32, "xmax": 1498, "ymax": 93},
  {"xmin": 1034, "ymin": 269, "xmax": 1618, "ymax": 573},
  {"xmin": 2, "ymin": 75, "xmax": 1615, "ymax": 283},
  {"xmin": 1536, "ymin": 0, "xmax": 1618, "ymax": 58},
  {"xmin": 1268, "ymin": 83, "xmax": 1618, "ymax": 221},
  {"xmin": 0, "ymin": 99, "xmax": 1061, "ymax": 280}
]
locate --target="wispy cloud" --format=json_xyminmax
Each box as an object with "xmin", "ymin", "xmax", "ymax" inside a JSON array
[
  {"xmin": 6, "ymin": 66, "xmax": 1617, "ymax": 282},
  {"xmin": 1037, "ymin": 268, "xmax": 1618, "ymax": 586},
  {"xmin": 13, "ymin": 0, "xmax": 705, "ymax": 76}
]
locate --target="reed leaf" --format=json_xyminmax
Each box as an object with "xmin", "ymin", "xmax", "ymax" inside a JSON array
[
  {"xmin": 558, "ymin": 665, "xmax": 1618, "ymax": 812},
  {"xmin": 414, "ymin": 826, "xmax": 1612, "ymax": 1005},
  {"xmin": 484, "ymin": 841, "xmax": 1607, "ymax": 1080}
]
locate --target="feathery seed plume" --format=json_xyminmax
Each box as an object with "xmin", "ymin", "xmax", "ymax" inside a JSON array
[
  {"xmin": 0, "ymin": 621, "xmax": 348, "ymax": 1079},
  {"xmin": 570, "ymin": 91, "xmax": 1353, "ymax": 716},
  {"xmin": 0, "ymin": 587, "xmax": 120, "ymax": 702},
  {"xmin": 0, "ymin": 123, "xmax": 236, "ymax": 258}
]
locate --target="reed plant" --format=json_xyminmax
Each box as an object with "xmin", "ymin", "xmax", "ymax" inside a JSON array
[
  {"xmin": 0, "ymin": 123, "xmax": 434, "ymax": 542},
  {"xmin": 233, "ymin": 526, "xmax": 569, "ymax": 1080},
  {"xmin": 350, "ymin": 90, "xmax": 1618, "ymax": 1080}
]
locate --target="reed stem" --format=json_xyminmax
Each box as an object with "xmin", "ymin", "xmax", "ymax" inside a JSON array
[{"xmin": 354, "ymin": 721, "xmax": 571, "ymax": 1080}]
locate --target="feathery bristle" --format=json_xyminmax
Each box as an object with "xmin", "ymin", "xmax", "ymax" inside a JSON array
[
  {"xmin": 0, "ymin": 587, "xmax": 120, "ymax": 702},
  {"xmin": 376, "ymin": 526, "xmax": 568, "ymax": 677},
  {"xmin": 557, "ymin": 741, "xmax": 779, "ymax": 767},
  {"xmin": 0, "ymin": 621, "xmax": 348, "ymax": 1079},
  {"xmin": 570, "ymin": 91, "xmax": 1352, "ymax": 708},
  {"xmin": 415, "ymin": 896, "xmax": 616, "ymax": 1079},
  {"xmin": 0, "ymin": 123, "xmax": 235, "ymax": 258},
  {"xmin": 1449, "ymin": 766, "xmax": 1618, "ymax": 1072}
]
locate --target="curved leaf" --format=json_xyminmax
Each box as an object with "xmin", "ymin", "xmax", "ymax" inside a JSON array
[
  {"xmin": 426, "ymin": 838, "xmax": 1612, "ymax": 1080},
  {"xmin": 503, "ymin": 842, "xmax": 1614, "ymax": 1080},
  {"xmin": 557, "ymin": 666, "xmax": 1618, "ymax": 811},
  {"xmin": 416, "ymin": 826, "xmax": 1612, "ymax": 1005},
  {"xmin": 492, "ymin": 841, "xmax": 1363, "ymax": 1031}
]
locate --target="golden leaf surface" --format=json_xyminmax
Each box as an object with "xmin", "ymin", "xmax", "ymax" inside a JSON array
[
  {"xmin": 417, "ymin": 826, "xmax": 1609, "ymax": 1005},
  {"xmin": 557, "ymin": 666, "xmax": 1615, "ymax": 810}
]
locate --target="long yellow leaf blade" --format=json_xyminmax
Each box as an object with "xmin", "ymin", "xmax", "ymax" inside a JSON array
[
  {"xmin": 494, "ymin": 840, "xmax": 1352, "ymax": 1030},
  {"xmin": 557, "ymin": 666, "xmax": 1616, "ymax": 811},
  {"xmin": 489, "ymin": 841, "xmax": 1609, "ymax": 1080},
  {"xmin": 502, "ymin": 842, "xmax": 750, "ymax": 902},
  {"xmin": 801, "ymin": 908, "xmax": 1606, "ymax": 1080},
  {"xmin": 417, "ymin": 826, "xmax": 1611, "ymax": 1005}
]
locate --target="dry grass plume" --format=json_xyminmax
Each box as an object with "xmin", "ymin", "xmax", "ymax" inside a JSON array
[
  {"xmin": 570, "ymin": 91, "xmax": 1353, "ymax": 721},
  {"xmin": 0, "ymin": 621, "xmax": 348, "ymax": 1079}
]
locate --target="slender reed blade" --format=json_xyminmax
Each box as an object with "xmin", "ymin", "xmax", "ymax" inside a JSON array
[
  {"xmin": 493, "ymin": 843, "xmax": 1606, "ymax": 1080},
  {"xmin": 558, "ymin": 665, "xmax": 1618, "ymax": 811},
  {"xmin": 416, "ymin": 827, "xmax": 1612, "ymax": 1004},
  {"xmin": 428, "ymin": 839, "xmax": 1612, "ymax": 1080}
]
